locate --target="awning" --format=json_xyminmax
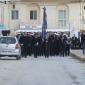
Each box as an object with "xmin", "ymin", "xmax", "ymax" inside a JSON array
[
  {"xmin": 16, "ymin": 28, "xmax": 72, "ymax": 33},
  {"xmin": 46, "ymin": 29, "xmax": 72, "ymax": 32},
  {"xmin": 16, "ymin": 29, "xmax": 42, "ymax": 33}
]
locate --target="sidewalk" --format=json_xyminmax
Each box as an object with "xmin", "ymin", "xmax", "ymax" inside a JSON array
[{"xmin": 70, "ymin": 49, "xmax": 85, "ymax": 62}]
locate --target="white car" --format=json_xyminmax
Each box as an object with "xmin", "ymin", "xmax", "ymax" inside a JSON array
[{"xmin": 0, "ymin": 36, "xmax": 21, "ymax": 60}]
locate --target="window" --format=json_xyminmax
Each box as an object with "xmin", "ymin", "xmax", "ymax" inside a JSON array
[
  {"xmin": 30, "ymin": 10, "xmax": 37, "ymax": 20},
  {"xmin": 0, "ymin": 37, "xmax": 16, "ymax": 44},
  {"xmin": 11, "ymin": 10, "xmax": 19, "ymax": 20},
  {"xmin": 58, "ymin": 10, "xmax": 66, "ymax": 27}
]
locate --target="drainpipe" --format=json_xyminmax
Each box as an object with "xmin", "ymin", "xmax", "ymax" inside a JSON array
[
  {"xmin": 80, "ymin": 0, "xmax": 84, "ymax": 31},
  {"xmin": 8, "ymin": 2, "xmax": 10, "ymax": 30}
]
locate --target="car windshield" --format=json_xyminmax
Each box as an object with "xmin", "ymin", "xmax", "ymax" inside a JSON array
[{"xmin": 0, "ymin": 37, "xmax": 16, "ymax": 44}]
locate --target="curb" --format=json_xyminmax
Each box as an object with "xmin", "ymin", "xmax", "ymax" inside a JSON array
[{"xmin": 70, "ymin": 52, "xmax": 85, "ymax": 62}]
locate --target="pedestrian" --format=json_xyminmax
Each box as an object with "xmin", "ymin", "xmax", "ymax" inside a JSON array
[
  {"xmin": 71, "ymin": 35, "xmax": 77, "ymax": 49},
  {"xmin": 54, "ymin": 34, "xmax": 59, "ymax": 56},
  {"xmin": 22, "ymin": 33, "xmax": 29, "ymax": 58},
  {"xmin": 44, "ymin": 39, "xmax": 49, "ymax": 58},
  {"xmin": 65, "ymin": 38, "xmax": 71, "ymax": 56},
  {"xmin": 34, "ymin": 37, "xmax": 39, "ymax": 58},
  {"xmin": 19, "ymin": 33, "xmax": 24, "ymax": 57},
  {"xmin": 82, "ymin": 40, "xmax": 85, "ymax": 54}
]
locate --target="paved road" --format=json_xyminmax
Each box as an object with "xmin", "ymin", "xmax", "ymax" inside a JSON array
[{"xmin": 0, "ymin": 56, "xmax": 85, "ymax": 85}]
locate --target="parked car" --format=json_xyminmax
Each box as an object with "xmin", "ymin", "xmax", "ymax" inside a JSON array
[{"xmin": 0, "ymin": 36, "xmax": 21, "ymax": 60}]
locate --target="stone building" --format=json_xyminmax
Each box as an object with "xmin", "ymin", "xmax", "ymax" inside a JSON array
[{"xmin": 0, "ymin": 0, "xmax": 85, "ymax": 36}]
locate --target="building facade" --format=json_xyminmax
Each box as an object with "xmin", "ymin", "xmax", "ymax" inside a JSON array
[{"xmin": 0, "ymin": 0, "xmax": 85, "ymax": 36}]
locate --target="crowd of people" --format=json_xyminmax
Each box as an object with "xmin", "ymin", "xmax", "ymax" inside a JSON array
[
  {"xmin": 71, "ymin": 33, "xmax": 85, "ymax": 54},
  {"xmin": 16, "ymin": 32, "xmax": 85, "ymax": 57},
  {"xmin": 17, "ymin": 32, "xmax": 71, "ymax": 58}
]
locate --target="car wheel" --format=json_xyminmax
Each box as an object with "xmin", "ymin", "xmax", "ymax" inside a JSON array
[{"xmin": 16, "ymin": 56, "xmax": 21, "ymax": 60}]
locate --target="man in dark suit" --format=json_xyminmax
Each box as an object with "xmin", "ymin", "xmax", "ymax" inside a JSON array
[{"xmin": 71, "ymin": 35, "xmax": 77, "ymax": 49}]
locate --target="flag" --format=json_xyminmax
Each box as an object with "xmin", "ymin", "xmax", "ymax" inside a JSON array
[{"xmin": 42, "ymin": 7, "xmax": 47, "ymax": 42}]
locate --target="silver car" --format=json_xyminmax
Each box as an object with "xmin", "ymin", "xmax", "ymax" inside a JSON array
[{"xmin": 0, "ymin": 36, "xmax": 21, "ymax": 60}]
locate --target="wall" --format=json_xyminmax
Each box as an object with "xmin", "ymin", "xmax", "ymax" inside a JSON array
[{"xmin": 0, "ymin": 1, "xmax": 85, "ymax": 36}]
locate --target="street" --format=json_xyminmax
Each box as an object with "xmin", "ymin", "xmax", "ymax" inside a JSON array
[{"xmin": 0, "ymin": 56, "xmax": 85, "ymax": 85}]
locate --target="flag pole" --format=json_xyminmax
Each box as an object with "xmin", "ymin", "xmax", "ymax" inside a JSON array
[{"xmin": 42, "ymin": 0, "xmax": 47, "ymax": 42}]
